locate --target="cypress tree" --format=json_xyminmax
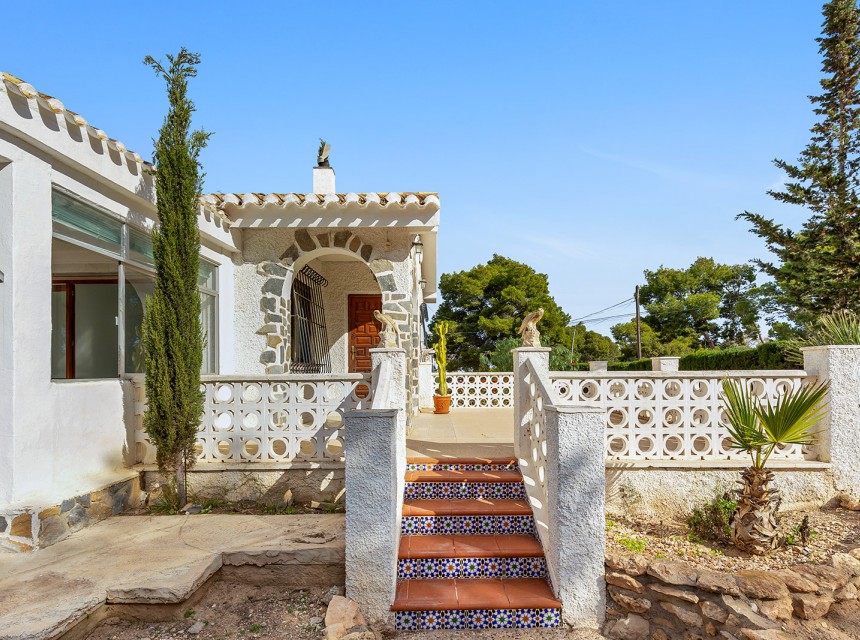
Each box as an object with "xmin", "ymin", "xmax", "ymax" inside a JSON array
[
  {"xmin": 739, "ymin": 0, "xmax": 860, "ymax": 321},
  {"xmin": 142, "ymin": 49, "xmax": 211, "ymax": 507}
]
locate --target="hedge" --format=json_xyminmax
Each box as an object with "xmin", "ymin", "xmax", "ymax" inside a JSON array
[
  {"xmin": 607, "ymin": 358, "xmax": 653, "ymax": 371},
  {"xmin": 678, "ymin": 341, "xmax": 795, "ymax": 371}
]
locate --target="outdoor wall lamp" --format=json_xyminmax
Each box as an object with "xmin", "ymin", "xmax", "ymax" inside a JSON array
[
  {"xmin": 419, "ymin": 279, "xmax": 427, "ymax": 290},
  {"xmin": 412, "ymin": 236, "xmax": 424, "ymax": 255}
]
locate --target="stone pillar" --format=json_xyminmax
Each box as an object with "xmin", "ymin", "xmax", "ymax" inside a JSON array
[
  {"xmin": 513, "ymin": 347, "xmax": 551, "ymax": 460},
  {"xmin": 650, "ymin": 357, "xmax": 680, "ymax": 372},
  {"xmin": 588, "ymin": 360, "xmax": 608, "ymax": 372},
  {"xmin": 344, "ymin": 408, "xmax": 404, "ymax": 624},
  {"xmin": 418, "ymin": 349, "xmax": 435, "ymax": 412},
  {"xmin": 370, "ymin": 348, "xmax": 407, "ymax": 422},
  {"xmin": 802, "ymin": 346, "xmax": 860, "ymax": 497},
  {"xmin": 544, "ymin": 404, "xmax": 606, "ymax": 629}
]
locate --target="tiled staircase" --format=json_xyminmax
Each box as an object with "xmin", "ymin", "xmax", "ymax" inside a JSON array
[{"xmin": 392, "ymin": 457, "xmax": 561, "ymax": 631}]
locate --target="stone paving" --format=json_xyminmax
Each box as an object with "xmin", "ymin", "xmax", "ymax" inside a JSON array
[
  {"xmin": 0, "ymin": 514, "xmax": 344, "ymax": 640},
  {"xmin": 408, "ymin": 408, "xmax": 514, "ymax": 460}
]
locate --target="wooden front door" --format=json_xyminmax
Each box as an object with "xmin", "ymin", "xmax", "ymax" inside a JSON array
[{"xmin": 348, "ymin": 294, "xmax": 383, "ymax": 373}]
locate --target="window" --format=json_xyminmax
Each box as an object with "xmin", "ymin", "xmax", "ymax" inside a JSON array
[{"xmin": 50, "ymin": 189, "xmax": 219, "ymax": 378}]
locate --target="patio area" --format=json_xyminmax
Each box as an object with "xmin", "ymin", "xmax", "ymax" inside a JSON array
[{"xmin": 407, "ymin": 408, "xmax": 515, "ymax": 460}]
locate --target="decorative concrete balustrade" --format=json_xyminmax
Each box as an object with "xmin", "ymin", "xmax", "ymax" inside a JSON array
[
  {"xmin": 549, "ymin": 371, "xmax": 813, "ymax": 463},
  {"xmin": 433, "ymin": 372, "xmax": 514, "ymax": 408},
  {"xmin": 513, "ymin": 348, "xmax": 606, "ymax": 629},
  {"xmin": 131, "ymin": 374, "xmax": 373, "ymax": 466}
]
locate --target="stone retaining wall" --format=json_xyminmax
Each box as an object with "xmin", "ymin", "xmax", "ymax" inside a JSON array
[
  {"xmin": 0, "ymin": 473, "xmax": 141, "ymax": 552},
  {"xmin": 603, "ymin": 549, "xmax": 860, "ymax": 639}
]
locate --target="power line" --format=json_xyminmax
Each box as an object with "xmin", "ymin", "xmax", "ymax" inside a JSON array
[{"xmin": 570, "ymin": 298, "xmax": 634, "ymax": 324}]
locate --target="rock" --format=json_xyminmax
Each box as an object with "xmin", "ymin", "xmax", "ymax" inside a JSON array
[
  {"xmin": 325, "ymin": 623, "xmax": 348, "ymax": 640},
  {"xmin": 849, "ymin": 548, "xmax": 860, "ymax": 561},
  {"xmin": 740, "ymin": 630, "xmax": 796, "ymax": 640},
  {"xmin": 720, "ymin": 595, "xmax": 780, "ymax": 629},
  {"xmin": 9, "ymin": 513, "xmax": 32, "ymax": 538},
  {"xmin": 754, "ymin": 597, "xmax": 792, "ymax": 621},
  {"xmin": 648, "ymin": 583, "xmax": 699, "ymax": 603},
  {"xmin": 659, "ymin": 601, "xmax": 702, "ymax": 627},
  {"xmin": 186, "ymin": 621, "xmax": 205, "ymax": 634},
  {"xmin": 322, "ymin": 585, "xmax": 344, "ymax": 605},
  {"xmin": 283, "ymin": 490, "xmax": 294, "ymax": 506},
  {"xmin": 772, "ymin": 569, "xmax": 817, "ymax": 593},
  {"xmin": 309, "ymin": 616, "xmax": 324, "ymax": 626},
  {"xmin": 700, "ymin": 600, "xmax": 729, "ymax": 624},
  {"xmin": 652, "ymin": 630, "xmax": 670, "ymax": 640},
  {"xmin": 697, "ymin": 569, "xmax": 740, "ymax": 596},
  {"xmin": 834, "ymin": 581, "xmax": 857, "ymax": 601},
  {"xmin": 606, "ymin": 613, "xmax": 649, "ymax": 640},
  {"xmin": 341, "ymin": 632, "xmax": 375, "ymax": 640},
  {"xmin": 832, "ymin": 553, "xmax": 860, "ymax": 577},
  {"xmin": 791, "ymin": 592, "xmax": 833, "ymax": 620},
  {"xmin": 606, "ymin": 572, "xmax": 645, "ymax": 594},
  {"xmin": 325, "ymin": 596, "xmax": 366, "ymax": 632},
  {"xmin": 606, "ymin": 553, "xmax": 649, "ymax": 576},
  {"xmin": 608, "ymin": 586, "xmax": 652, "ymax": 614},
  {"xmin": 647, "ymin": 560, "xmax": 698, "ymax": 587},
  {"xmin": 734, "ymin": 571, "xmax": 789, "ymax": 600},
  {"xmin": 838, "ymin": 492, "xmax": 860, "ymax": 511},
  {"xmin": 793, "ymin": 564, "xmax": 850, "ymax": 591}
]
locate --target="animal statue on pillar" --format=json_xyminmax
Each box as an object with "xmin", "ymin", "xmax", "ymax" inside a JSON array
[
  {"xmin": 374, "ymin": 309, "xmax": 399, "ymax": 348},
  {"xmin": 519, "ymin": 308, "xmax": 545, "ymax": 348}
]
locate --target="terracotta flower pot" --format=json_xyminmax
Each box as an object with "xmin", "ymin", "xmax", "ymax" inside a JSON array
[{"xmin": 433, "ymin": 395, "xmax": 452, "ymax": 414}]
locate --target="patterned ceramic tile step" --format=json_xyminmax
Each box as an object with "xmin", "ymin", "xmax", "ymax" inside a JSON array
[
  {"xmin": 398, "ymin": 556, "xmax": 547, "ymax": 579},
  {"xmin": 404, "ymin": 470, "xmax": 523, "ymax": 483},
  {"xmin": 401, "ymin": 515, "xmax": 536, "ymax": 536},
  {"xmin": 405, "ymin": 481, "xmax": 526, "ymax": 501},
  {"xmin": 398, "ymin": 534, "xmax": 545, "ymax": 559},
  {"xmin": 392, "ymin": 578, "xmax": 561, "ymax": 630},
  {"xmin": 406, "ymin": 457, "xmax": 518, "ymax": 472},
  {"xmin": 402, "ymin": 499, "xmax": 532, "ymax": 517},
  {"xmin": 395, "ymin": 607, "xmax": 560, "ymax": 630}
]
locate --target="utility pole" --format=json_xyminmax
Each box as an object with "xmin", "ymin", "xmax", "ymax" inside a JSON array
[{"xmin": 635, "ymin": 285, "xmax": 642, "ymax": 360}]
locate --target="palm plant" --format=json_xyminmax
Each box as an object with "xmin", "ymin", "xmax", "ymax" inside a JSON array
[
  {"xmin": 787, "ymin": 309, "xmax": 860, "ymax": 364},
  {"xmin": 720, "ymin": 379, "xmax": 829, "ymax": 554}
]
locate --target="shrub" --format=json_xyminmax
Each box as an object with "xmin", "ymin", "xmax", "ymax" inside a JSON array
[
  {"xmin": 678, "ymin": 341, "xmax": 793, "ymax": 371},
  {"xmin": 686, "ymin": 491, "xmax": 737, "ymax": 543}
]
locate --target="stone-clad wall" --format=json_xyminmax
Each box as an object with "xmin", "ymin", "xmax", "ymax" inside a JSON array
[
  {"xmin": 604, "ymin": 550, "xmax": 860, "ymax": 639},
  {"xmin": 0, "ymin": 474, "xmax": 141, "ymax": 552}
]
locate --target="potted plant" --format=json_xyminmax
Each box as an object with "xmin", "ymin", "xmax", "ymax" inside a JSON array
[
  {"xmin": 720, "ymin": 378, "xmax": 829, "ymax": 554},
  {"xmin": 433, "ymin": 321, "xmax": 451, "ymax": 414}
]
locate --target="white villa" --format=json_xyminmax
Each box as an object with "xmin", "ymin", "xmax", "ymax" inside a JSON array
[{"xmin": 0, "ymin": 72, "xmax": 439, "ymax": 551}]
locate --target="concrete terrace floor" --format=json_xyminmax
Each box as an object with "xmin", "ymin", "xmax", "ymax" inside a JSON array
[
  {"xmin": 0, "ymin": 514, "xmax": 344, "ymax": 640},
  {"xmin": 407, "ymin": 408, "xmax": 515, "ymax": 460}
]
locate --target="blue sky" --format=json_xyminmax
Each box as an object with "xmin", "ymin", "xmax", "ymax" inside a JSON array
[{"xmin": 1, "ymin": 2, "xmax": 825, "ymax": 333}]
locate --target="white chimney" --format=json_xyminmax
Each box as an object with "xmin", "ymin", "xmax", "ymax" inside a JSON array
[
  {"xmin": 313, "ymin": 140, "xmax": 335, "ymax": 194},
  {"xmin": 313, "ymin": 165, "xmax": 336, "ymax": 194}
]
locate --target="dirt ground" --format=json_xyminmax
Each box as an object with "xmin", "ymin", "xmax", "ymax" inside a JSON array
[
  {"xmin": 606, "ymin": 506, "xmax": 860, "ymax": 572},
  {"xmin": 84, "ymin": 582, "xmax": 606, "ymax": 640}
]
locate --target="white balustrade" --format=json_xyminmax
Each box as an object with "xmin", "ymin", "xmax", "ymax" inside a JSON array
[
  {"xmin": 549, "ymin": 371, "xmax": 816, "ymax": 462},
  {"xmin": 435, "ymin": 372, "xmax": 514, "ymax": 408},
  {"xmin": 132, "ymin": 374, "xmax": 373, "ymax": 466}
]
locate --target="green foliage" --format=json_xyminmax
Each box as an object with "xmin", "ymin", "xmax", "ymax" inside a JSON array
[
  {"xmin": 142, "ymin": 49, "xmax": 210, "ymax": 500},
  {"xmin": 686, "ymin": 491, "xmax": 737, "ymax": 543},
  {"xmin": 431, "ymin": 255, "xmax": 571, "ymax": 370},
  {"xmin": 739, "ymin": 0, "xmax": 860, "ymax": 321},
  {"xmin": 433, "ymin": 321, "xmax": 450, "ymax": 395},
  {"xmin": 616, "ymin": 534, "xmax": 647, "ymax": 553},
  {"xmin": 567, "ymin": 323, "xmax": 620, "ymax": 362},
  {"xmin": 479, "ymin": 336, "xmax": 519, "ymax": 371},
  {"xmin": 607, "ymin": 358, "xmax": 653, "ymax": 371},
  {"xmin": 611, "ymin": 319, "xmax": 696, "ymax": 360},
  {"xmin": 679, "ymin": 341, "xmax": 794, "ymax": 371},
  {"xmin": 721, "ymin": 379, "xmax": 829, "ymax": 469}
]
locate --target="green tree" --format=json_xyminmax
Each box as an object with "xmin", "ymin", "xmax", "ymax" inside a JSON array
[
  {"xmin": 142, "ymin": 49, "xmax": 211, "ymax": 507},
  {"xmin": 739, "ymin": 0, "xmax": 860, "ymax": 321},
  {"xmin": 633, "ymin": 258, "xmax": 763, "ymax": 349},
  {"xmin": 612, "ymin": 320, "xmax": 669, "ymax": 359},
  {"xmin": 432, "ymin": 255, "xmax": 571, "ymax": 370},
  {"xmin": 566, "ymin": 323, "xmax": 620, "ymax": 363}
]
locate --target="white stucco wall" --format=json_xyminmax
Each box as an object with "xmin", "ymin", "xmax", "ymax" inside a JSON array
[{"xmin": 0, "ymin": 91, "xmax": 238, "ymax": 509}]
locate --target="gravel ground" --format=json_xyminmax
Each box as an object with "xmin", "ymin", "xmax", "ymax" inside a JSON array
[{"xmin": 606, "ymin": 506, "xmax": 860, "ymax": 572}]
